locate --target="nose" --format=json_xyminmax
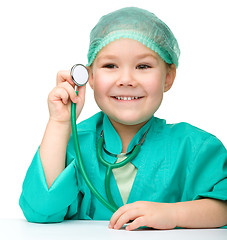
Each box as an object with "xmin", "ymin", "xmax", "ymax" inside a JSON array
[{"xmin": 116, "ymin": 68, "xmax": 137, "ymax": 87}]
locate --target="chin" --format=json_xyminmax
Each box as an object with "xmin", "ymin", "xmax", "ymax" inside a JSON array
[{"xmin": 109, "ymin": 112, "xmax": 152, "ymax": 126}]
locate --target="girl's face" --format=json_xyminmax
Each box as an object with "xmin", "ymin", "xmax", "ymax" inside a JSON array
[{"xmin": 89, "ymin": 38, "xmax": 175, "ymax": 126}]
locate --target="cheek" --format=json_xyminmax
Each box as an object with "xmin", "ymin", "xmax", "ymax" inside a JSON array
[
  {"xmin": 93, "ymin": 73, "xmax": 110, "ymax": 100},
  {"xmin": 145, "ymin": 77, "xmax": 164, "ymax": 97}
]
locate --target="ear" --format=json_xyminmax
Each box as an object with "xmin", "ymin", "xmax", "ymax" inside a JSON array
[
  {"xmin": 87, "ymin": 66, "xmax": 94, "ymax": 90},
  {"xmin": 164, "ymin": 64, "xmax": 176, "ymax": 92}
]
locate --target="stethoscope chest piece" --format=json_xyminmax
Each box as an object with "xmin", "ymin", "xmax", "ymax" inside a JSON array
[{"xmin": 71, "ymin": 64, "xmax": 89, "ymax": 86}]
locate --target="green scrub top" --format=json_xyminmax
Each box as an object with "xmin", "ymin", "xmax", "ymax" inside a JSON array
[{"xmin": 19, "ymin": 112, "xmax": 227, "ymax": 226}]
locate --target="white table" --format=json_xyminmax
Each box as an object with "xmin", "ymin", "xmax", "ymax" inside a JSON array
[{"xmin": 0, "ymin": 219, "xmax": 226, "ymax": 240}]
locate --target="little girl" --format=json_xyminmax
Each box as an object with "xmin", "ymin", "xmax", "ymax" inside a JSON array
[{"xmin": 19, "ymin": 7, "xmax": 227, "ymax": 230}]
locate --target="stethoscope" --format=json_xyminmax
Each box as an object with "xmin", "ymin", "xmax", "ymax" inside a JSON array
[{"xmin": 70, "ymin": 64, "xmax": 147, "ymax": 213}]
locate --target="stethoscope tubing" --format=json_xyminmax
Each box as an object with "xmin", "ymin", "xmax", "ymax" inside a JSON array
[
  {"xmin": 97, "ymin": 137, "xmax": 141, "ymax": 208},
  {"xmin": 71, "ymin": 100, "xmax": 118, "ymax": 213},
  {"xmin": 71, "ymin": 86, "xmax": 144, "ymax": 213}
]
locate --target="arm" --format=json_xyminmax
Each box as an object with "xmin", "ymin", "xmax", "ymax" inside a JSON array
[
  {"xmin": 39, "ymin": 119, "xmax": 71, "ymax": 188},
  {"xmin": 110, "ymin": 131, "xmax": 227, "ymax": 230},
  {"xmin": 109, "ymin": 199, "xmax": 227, "ymax": 231},
  {"xmin": 40, "ymin": 70, "xmax": 86, "ymax": 188},
  {"xmin": 175, "ymin": 198, "xmax": 227, "ymax": 228},
  {"xmin": 19, "ymin": 70, "xmax": 87, "ymax": 222},
  {"xmin": 19, "ymin": 147, "xmax": 81, "ymax": 223}
]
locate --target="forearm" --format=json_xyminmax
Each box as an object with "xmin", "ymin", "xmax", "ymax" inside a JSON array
[
  {"xmin": 40, "ymin": 119, "xmax": 71, "ymax": 188},
  {"xmin": 175, "ymin": 198, "xmax": 227, "ymax": 228}
]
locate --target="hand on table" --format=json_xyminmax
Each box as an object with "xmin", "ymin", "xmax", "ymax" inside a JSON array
[{"xmin": 109, "ymin": 201, "xmax": 177, "ymax": 231}]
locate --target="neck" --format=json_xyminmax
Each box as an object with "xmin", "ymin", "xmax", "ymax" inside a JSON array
[{"xmin": 109, "ymin": 119, "xmax": 148, "ymax": 153}]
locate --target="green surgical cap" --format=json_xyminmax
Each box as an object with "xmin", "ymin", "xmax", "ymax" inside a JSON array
[{"xmin": 87, "ymin": 7, "xmax": 180, "ymax": 67}]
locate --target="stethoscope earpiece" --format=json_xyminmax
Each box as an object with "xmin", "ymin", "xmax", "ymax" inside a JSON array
[{"xmin": 71, "ymin": 64, "xmax": 89, "ymax": 87}]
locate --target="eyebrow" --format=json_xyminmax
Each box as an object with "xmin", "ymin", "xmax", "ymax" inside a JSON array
[
  {"xmin": 97, "ymin": 52, "xmax": 158, "ymax": 62},
  {"xmin": 96, "ymin": 54, "xmax": 117, "ymax": 62},
  {"xmin": 136, "ymin": 53, "xmax": 158, "ymax": 60}
]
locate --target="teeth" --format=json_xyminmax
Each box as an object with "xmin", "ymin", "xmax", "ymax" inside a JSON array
[{"xmin": 115, "ymin": 96, "xmax": 139, "ymax": 101}]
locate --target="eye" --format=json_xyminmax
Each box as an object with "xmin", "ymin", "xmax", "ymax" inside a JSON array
[
  {"xmin": 136, "ymin": 64, "xmax": 151, "ymax": 70},
  {"xmin": 103, "ymin": 64, "xmax": 117, "ymax": 69}
]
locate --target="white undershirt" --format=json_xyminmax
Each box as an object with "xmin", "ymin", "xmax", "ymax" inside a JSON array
[{"xmin": 112, "ymin": 153, "xmax": 138, "ymax": 204}]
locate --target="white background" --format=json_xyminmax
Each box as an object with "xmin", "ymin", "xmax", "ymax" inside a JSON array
[{"xmin": 0, "ymin": 0, "xmax": 226, "ymax": 219}]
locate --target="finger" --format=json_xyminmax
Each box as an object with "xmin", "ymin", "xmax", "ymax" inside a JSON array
[
  {"xmin": 109, "ymin": 202, "xmax": 142, "ymax": 228},
  {"xmin": 56, "ymin": 70, "xmax": 75, "ymax": 87},
  {"xmin": 126, "ymin": 216, "xmax": 146, "ymax": 231},
  {"xmin": 58, "ymin": 81, "xmax": 78, "ymax": 103},
  {"xmin": 109, "ymin": 204, "xmax": 131, "ymax": 228},
  {"xmin": 112, "ymin": 208, "xmax": 141, "ymax": 230},
  {"xmin": 51, "ymin": 87, "xmax": 69, "ymax": 105}
]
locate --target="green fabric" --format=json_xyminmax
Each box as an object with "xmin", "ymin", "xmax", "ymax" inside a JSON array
[
  {"xmin": 87, "ymin": 7, "xmax": 180, "ymax": 67},
  {"xmin": 19, "ymin": 112, "xmax": 227, "ymax": 227}
]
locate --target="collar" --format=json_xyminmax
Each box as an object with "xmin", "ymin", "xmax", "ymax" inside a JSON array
[{"xmin": 102, "ymin": 114, "xmax": 155, "ymax": 161}]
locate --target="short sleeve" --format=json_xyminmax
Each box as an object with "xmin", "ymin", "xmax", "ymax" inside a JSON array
[
  {"xmin": 19, "ymin": 147, "xmax": 80, "ymax": 223},
  {"xmin": 186, "ymin": 136, "xmax": 227, "ymax": 201}
]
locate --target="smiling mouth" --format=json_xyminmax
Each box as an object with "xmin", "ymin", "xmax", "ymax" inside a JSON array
[{"xmin": 112, "ymin": 96, "xmax": 143, "ymax": 101}]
